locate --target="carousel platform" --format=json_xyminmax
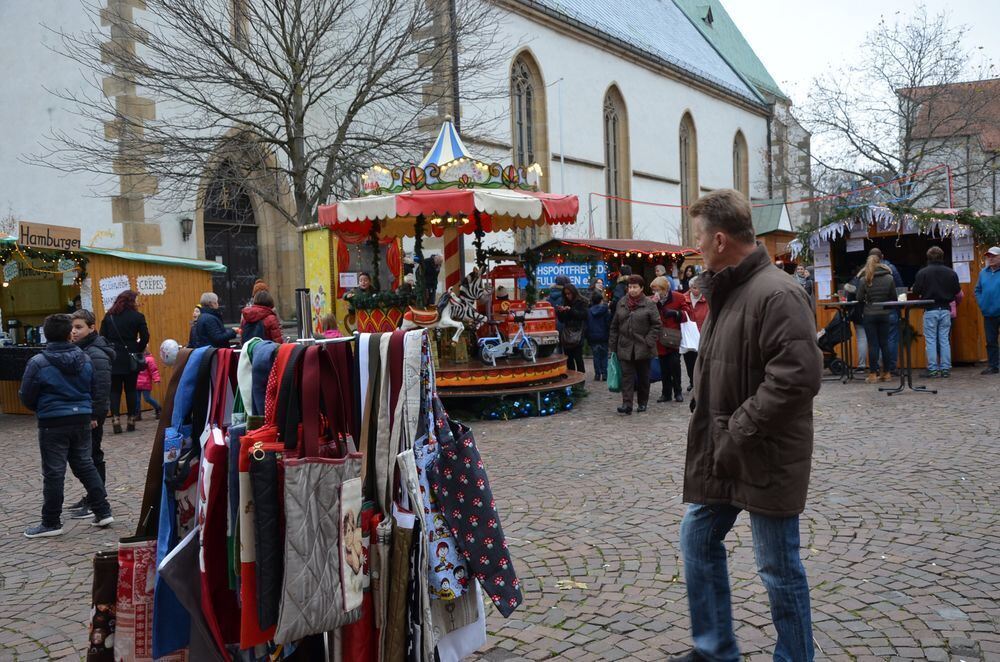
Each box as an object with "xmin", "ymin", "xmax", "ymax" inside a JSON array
[{"xmin": 435, "ymin": 353, "xmax": 575, "ymax": 393}]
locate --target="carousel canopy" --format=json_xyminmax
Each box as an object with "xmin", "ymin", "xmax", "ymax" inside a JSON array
[{"xmin": 318, "ymin": 120, "xmax": 579, "ymax": 238}]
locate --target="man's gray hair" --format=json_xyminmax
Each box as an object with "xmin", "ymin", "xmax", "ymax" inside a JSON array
[{"xmin": 200, "ymin": 291, "xmax": 219, "ymax": 307}]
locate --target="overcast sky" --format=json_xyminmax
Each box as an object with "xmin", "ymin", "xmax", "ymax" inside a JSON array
[{"xmin": 724, "ymin": 0, "xmax": 1000, "ymax": 107}]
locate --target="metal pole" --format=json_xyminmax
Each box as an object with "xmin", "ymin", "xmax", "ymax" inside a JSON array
[
  {"xmin": 557, "ymin": 78, "xmax": 566, "ymax": 194},
  {"xmin": 295, "ymin": 287, "xmax": 313, "ymax": 341},
  {"xmin": 447, "ymin": 0, "xmax": 466, "ymax": 278}
]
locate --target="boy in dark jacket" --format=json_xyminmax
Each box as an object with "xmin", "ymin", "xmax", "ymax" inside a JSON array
[
  {"xmin": 586, "ymin": 292, "xmax": 611, "ymax": 380},
  {"xmin": 66, "ymin": 309, "xmax": 116, "ymax": 519},
  {"xmin": 20, "ymin": 314, "xmax": 113, "ymax": 538}
]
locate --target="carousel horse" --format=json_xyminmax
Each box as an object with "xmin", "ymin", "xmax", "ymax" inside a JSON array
[{"xmin": 401, "ymin": 268, "xmax": 489, "ymax": 341}]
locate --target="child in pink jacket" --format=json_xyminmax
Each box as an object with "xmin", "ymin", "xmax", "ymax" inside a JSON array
[{"xmin": 134, "ymin": 351, "xmax": 162, "ymax": 420}]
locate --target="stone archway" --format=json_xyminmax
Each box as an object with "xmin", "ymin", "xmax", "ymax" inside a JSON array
[{"xmin": 195, "ymin": 132, "xmax": 301, "ymax": 322}]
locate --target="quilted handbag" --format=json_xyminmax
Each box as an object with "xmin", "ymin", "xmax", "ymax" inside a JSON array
[
  {"xmin": 273, "ymin": 344, "xmax": 363, "ymax": 644},
  {"xmin": 427, "ymin": 396, "xmax": 523, "ymax": 618}
]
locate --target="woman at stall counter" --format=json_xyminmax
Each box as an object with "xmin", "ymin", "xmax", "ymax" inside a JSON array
[
  {"xmin": 99, "ymin": 290, "xmax": 149, "ymax": 434},
  {"xmin": 609, "ymin": 274, "xmax": 661, "ymax": 414},
  {"xmin": 855, "ymin": 254, "xmax": 898, "ymax": 384}
]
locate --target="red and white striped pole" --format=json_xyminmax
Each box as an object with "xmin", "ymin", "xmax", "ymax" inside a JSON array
[{"xmin": 443, "ymin": 225, "xmax": 462, "ymax": 292}]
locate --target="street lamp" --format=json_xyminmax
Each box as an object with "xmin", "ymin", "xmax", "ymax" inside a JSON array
[{"xmin": 180, "ymin": 217, "xmax": 193, "ymax": 242}]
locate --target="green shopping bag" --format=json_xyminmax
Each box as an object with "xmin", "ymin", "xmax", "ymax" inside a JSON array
[{"xmin": 607, "ymin": 352, "xmax": 621, "ymax": 393}]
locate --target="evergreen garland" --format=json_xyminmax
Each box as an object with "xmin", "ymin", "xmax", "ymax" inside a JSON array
[
  {"xmin": 368, "ymin": 223, "xmax": 381, "ymax": 292},
  {"xmin": 0, "ymin": 244, "xmax": 89, "ymax": 284},
  {"xmin": 347, "ymin": 290, "xmax": 416, "ymax": 311}
]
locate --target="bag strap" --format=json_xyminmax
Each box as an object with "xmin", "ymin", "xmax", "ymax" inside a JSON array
[
  {"xmin": 189, "ymin": 348, "xmax": 218, "ymax": 437},
  {"xmin": 276, "ymin": 344, "xmax": 306, "ymax": 450},
  {"xmin": 208, "ymin": 348, "xmax": 233, "ymax": 426}
]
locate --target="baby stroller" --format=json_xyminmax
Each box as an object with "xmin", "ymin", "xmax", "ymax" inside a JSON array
[{"xmin": 817, "ymin": 314, "xmax": 852, "ymax": 376}]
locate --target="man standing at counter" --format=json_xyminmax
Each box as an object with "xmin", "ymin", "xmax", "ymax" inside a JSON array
[{"xmin": 19, "ymin": 314, "xmax": 114, "ymax": 538}]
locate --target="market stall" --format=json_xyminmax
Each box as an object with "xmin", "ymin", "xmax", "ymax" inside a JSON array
[
  {"xmin": 792, "ymin": 205, "xmax": 990, "ymax": 369},
  {"xmin": 529, "ymin": 238, "xmax": 699, "ymax": 291},
  {"xmin": 0, "ymin": 230, "xmax": 225, "ymax": 414}
]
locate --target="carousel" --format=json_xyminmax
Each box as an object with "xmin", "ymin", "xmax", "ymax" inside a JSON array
[{"xmin": 316, "ymin": 119, "xmax": 585, "ymax": 418}]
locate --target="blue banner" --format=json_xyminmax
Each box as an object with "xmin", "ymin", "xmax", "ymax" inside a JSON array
[{"xmin": 517, "ymin": 261, "xmax": 607, "ymax": 290}]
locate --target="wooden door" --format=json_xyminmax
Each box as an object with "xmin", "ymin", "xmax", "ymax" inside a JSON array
[{"xmin": 204, "ymin": 222, "xmax": 259, "ymax": 323}]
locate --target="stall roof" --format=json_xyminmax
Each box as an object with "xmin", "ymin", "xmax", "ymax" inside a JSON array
[
  {"xmin": 0, "ymin": 235, "xmax": 227, "ymax": 273},
  {"xmin": 752, "ymin": 199, "xmax": 793, "ymax": 235},
  {"xmin": 539, "ymin": 238, "xmax": 699, "ymax": 256}
]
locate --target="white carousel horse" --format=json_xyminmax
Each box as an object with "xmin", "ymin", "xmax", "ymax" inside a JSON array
[{"xmin": 401, "ymin": 269, "xmax": 489, "ymax": 341}]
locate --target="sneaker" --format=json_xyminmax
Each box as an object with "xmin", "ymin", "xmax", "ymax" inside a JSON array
[
  {"xmin": 656, "ymin": 394, "xmax": 671, "ymax": 403},
  {"xmin": 91, "ymin": 513, "xmax": 115, "ymax": 528},
  {"xmin": 667, "ymin": 651, "xmax": 707, "ymax": 662},
  {"xmin": 68, "ymin": 496, "xmax": 87, "ymax": 510},
  {"xmin": 69, "ymin": 506, "xmax": 93, "ymax": 520},
  {"xmin": 981, "ymin": 367, "xmax": 999, "ymax": 375},
  {"xmin": 24, "ymin": 523, "xmax": 63, "ymax": 538},
  {"xmin": 940, "ymin": 369, "xmax": 951, "ymax": 378},
  {"xmin": 674, "ymin": 394, "xmax": 684, "ymax": 403},
  {"xmin": 919, "ymin": 370, "xmax": 939, "ymax": 378}
]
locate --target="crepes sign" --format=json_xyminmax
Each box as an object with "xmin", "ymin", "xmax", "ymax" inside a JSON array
[{"xmin": 18, "ymin": 222, "xmax": 82, "ymax": 250}]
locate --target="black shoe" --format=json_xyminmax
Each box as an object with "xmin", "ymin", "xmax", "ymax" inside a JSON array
[
  {"xmin": 155, "ymin": 408, "xmax": 161, "ymax": 420},
  {"xmin": 91, "ymin": 513, "xmax": 114, "ymax": 528},
  {"xmin": 616, "ymin": 405, "xmax": 632, "ymax": 415},
  {"xmin": 636, "ymin": 403, "xmax": 647, "ymax": 412},
  {"xmin": 69, "ymin": 506, "xmax": 93, "ymax": 520},
  {"xmin": 982, "ymin": 367, "xmax": 999, "ymax": 375},
  {"xmin": 24, "ymin": 523, "xmax": 63, "ymax": 538},
  {"xmin": 68, "ymin": 497, "xmax": 87, "ymax": 510},
  {"xmin": 919, "ymin": 370, "xmax": 939, "ymax": 378},
  {"xmin": 135, "ymin": 412, "xmax": 143, "ymax": 421},
  {"xmin": 939, "ymin": 369, "xmax": 950, "ymax": 378},
  {"xmin": 667, "ymin": 651, "xmax": 707, "ymax": 662},
  {"xmin": 674, "ymin": 394, "xmax": 684, "ymax": 403},
  {"xmin": 656, "ymin": 394, "xmax": 670, "ymax": 403}
]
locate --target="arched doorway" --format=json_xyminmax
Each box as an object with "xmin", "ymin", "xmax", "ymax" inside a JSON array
[{"xmin": 202, "ymin": 161, "xmax": 260, "ymax": 323}]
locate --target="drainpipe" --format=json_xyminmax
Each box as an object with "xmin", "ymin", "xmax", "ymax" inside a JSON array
[{"xmin": 766, "ymin": 109, "xmax": 774, "ymax": 199}]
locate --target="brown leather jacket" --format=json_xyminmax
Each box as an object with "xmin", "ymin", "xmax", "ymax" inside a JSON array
[
  {"xmin": 684, "ymin": 244, "xmax": 822, "ymax": 517},
  {"xmin": 609, "ymin": 295, "xmax": 661, "ymax": 361}
]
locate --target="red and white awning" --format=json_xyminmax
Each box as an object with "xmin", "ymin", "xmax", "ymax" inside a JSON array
[{"xmin": 318, "ymin": 187, "xmax": 578, "ymax": 238}]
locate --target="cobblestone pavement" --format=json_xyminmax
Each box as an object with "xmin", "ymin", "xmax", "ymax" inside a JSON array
[{"xmin": 1, "ymin": 367, "xmax": 998, "ymax": 660}]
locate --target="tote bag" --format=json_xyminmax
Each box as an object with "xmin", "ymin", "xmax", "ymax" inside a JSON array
[
  {"xmin": 679, "ymin": 313, "xmax": 701, "ymax": 354},
  {"xmin": 273, "ymin": 344, "xmax": 363, "ymax": 644}
]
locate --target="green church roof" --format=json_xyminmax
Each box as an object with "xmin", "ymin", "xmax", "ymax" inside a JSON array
[{"xmin": 672, "ymin": 0, "xmax": 788, "ymax": 103}]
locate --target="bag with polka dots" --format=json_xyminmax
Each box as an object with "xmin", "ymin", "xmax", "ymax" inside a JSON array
[{"xmin": 426, "ymin": 396, "xmax": 522, "ymax": 618}]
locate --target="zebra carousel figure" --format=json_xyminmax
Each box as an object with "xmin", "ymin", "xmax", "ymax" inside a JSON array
[{"xmin": 401, "ymin": 268, "xmax": 489, "ymax": 342}]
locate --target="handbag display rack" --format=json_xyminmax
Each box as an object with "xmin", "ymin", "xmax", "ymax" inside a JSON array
[{"xmin": 85, "ymin": 329, "xmax": 522, "ymax": 662}]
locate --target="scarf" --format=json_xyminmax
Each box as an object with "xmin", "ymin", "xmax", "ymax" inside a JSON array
[
  {"xmin": 689, "ymin": 291, "xmax": 703, "ymax": 306},
  {"xmin": 626, "ymin": 293, "xmax": 642, "ymax": 311},
  {"xmin": 795, "ymin": 273, "xmax": 810, "ymax": 287}
]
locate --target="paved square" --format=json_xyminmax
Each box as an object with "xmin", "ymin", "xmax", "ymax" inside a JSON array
[{"xmin": 1, "ymin": 367, "xmax": 997, "ymax": 660}]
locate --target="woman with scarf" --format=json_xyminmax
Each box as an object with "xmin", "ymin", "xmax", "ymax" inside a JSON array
[
  {"xmin": 683, "ymin": 278, "xmax": 709, "ymax": 391},
  {"xmin": 794, "ymin": 265, "xmax": 814, "ymax": 298},
  {"xmin": 609, "ymin": 274, "xmax": 661, "ymax": 414}
]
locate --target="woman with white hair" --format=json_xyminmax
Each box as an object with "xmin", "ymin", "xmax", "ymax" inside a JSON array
[{"xmin": 191, "ymin": 291, "xmax": 238, "ymax": 348}]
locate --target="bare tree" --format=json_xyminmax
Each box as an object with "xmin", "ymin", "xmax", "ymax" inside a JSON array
[
  {"xmin": 1, "ymin": 205, "xmax": 16, "ymax": 238},
  {"xmin": 30, "ymin": 0, "xmax": 503, "ymax": 228},
  {"xmin": 791, "ymin": 5, "xmax": 998, "ymax": 209}
]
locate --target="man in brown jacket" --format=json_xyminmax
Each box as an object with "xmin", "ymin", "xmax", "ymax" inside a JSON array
[{"xmin": 670, "ymin": 190, "xmax": 822, "ymax": 662}]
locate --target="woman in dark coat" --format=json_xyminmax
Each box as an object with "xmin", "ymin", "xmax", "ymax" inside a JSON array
[
  {"xmin": 555, "ymin": 284, "xmax": 588, "ymax": 373},
  {"xmin": 609, "ymin": 274, "xmax": 661, "ymax": 414},
  {"xmin": 100, "ymin": 290, "xmax": 149, "ymax": 433},
  {"xmin": 855, "ymin": 255, "xmax": 897, "ymax": 383}
]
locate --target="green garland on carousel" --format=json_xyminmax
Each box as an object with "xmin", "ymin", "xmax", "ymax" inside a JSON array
[
  {"xmin": 471, "ymin": 385, "xmax": 583, "ymax": 420},
  {"xmin": 796, "ymin": 204, "xmax": 1000, "ymax": 263},
  {"xmin": 0, "ymin": 244, "xmax": 89, "ymax": 283},
  {"xmin": 348, "ymin": 290, "xmax": 416, "ymax": 312},
  {"xmin": 367, "ymin": 223, "xmax": 381, "ymax": 292}
]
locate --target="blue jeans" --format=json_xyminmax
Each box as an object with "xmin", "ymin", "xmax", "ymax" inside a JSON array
[
  {"xmin": 133, "ymin": 389, "xmax": 162, "ymax": 416},
  {"xmin": 923, "ymin": 309, "xmax": 952, "ymax": 371},
  {"xmin": 39, "ymin": 421, "xmax": 111, "ymax": 526},
  {"xmin": 591, "ymin": 342, "xmax": 608, "ymax": 377},
  {"xmin": 680, "ymin": 504, "xmax": 814, "ymax": 662},
  {"xmin": 863, "ymin": 316, "xmax": 896, "ymax": 373},
  {"xmin": 886, "ymin": 310, "xmax": 900, "ymax": 371},
  {"xmin": 985, "ymin": 316, "xmax": 1000, "ymax": 369}
]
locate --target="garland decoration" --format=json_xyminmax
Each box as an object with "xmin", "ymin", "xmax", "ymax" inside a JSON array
[
  {"xmin": 460, "ymin": 385, "xmax": 582, "ymax": 420},
  {"xmin": 0, "ymin": 244, "xmax": 89, "ymax": 284},
  {"xmin": 368, "ymin": 221, "xmax": 381, "ymax": 292}
]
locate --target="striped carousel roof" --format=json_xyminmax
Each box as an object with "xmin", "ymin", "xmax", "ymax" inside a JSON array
[{"xmin": 418, "ymin": 118, "xmax": 472, "ymax": 168}]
